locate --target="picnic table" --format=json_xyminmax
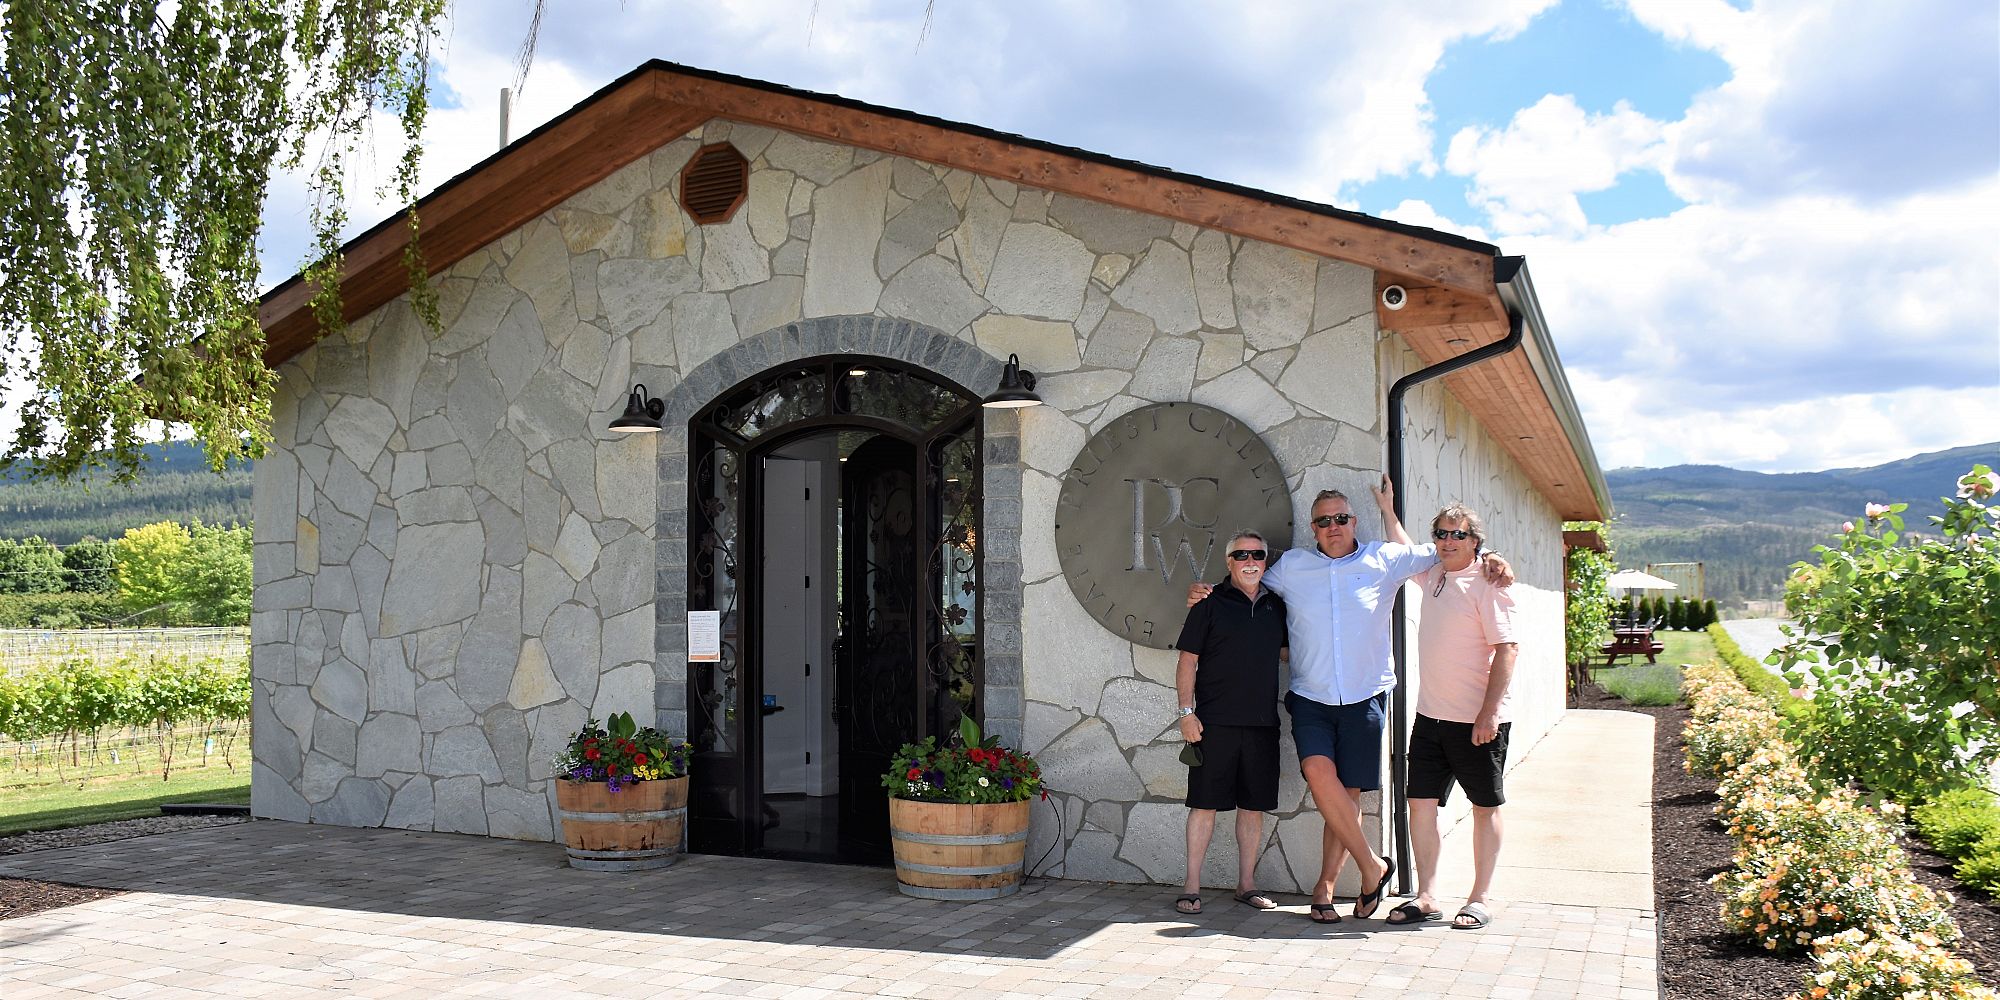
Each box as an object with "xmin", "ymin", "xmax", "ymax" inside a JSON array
[{"xmin": 1599, "ymin": 625, "xmax": 1665, "ymax": 666}]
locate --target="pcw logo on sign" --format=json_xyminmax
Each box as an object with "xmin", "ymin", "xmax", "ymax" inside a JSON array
[{"xmin": 1126, "ymin": 477, "xmax": 1220, "ymax": 584}]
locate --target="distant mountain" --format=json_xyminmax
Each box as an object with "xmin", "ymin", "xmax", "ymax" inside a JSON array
[
  {"xmin": 1606, "ymin": 443, "xmax": 1998, "ymax": 608},
  {"xmin": 1605, "ymin": 443, "xmax": 1997, "ymax": 529},
  {"xmin": 0, "ymin": 440, "xmax": 251, "ymax": 544}
]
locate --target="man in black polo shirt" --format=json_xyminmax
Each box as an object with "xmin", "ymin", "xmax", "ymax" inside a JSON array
[{"xmin": 1172, "ymin": 530, "xmax": 1286, "ymax": 915}]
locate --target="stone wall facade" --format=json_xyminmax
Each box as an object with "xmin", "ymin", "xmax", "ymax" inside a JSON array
[{"xmin": 252, "ymin": 117, "xmax": 1573, "ymax": 893}]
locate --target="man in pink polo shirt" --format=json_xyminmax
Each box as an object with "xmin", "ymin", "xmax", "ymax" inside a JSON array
[{"xmin": 1383, "ymin": 502, "xmax": 1517, "ymax": 931}]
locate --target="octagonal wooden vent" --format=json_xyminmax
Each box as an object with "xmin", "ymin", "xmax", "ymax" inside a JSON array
[{"xmin": 680, "ymin": 143, "xmax": 749, "ymax": 224}]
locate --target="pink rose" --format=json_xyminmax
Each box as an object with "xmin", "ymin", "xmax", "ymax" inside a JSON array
[
  {"xmin": 1864, "ymin": 502, "xmax": 1891, "ymax": 520},
  {"xmin": 1957, "ymin": 470, "xmax": 1998, "ymax": 499},
  {"xmin": 1842, "ymin": 521, "xmax": 1855, "ymax": 533}
]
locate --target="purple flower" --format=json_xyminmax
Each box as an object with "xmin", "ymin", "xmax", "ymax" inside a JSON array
[{"xmin": 1002, "ymin": 777, "xmax": 1014, "ymax": 790}]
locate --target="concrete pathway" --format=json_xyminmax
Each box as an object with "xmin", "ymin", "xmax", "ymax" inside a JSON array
[
  {"xmin": 0, "ymin": 712, "xmax": 1658, "ymax": 999},
  {"xmin": 1434, "ymin": 711, "xmax": 1655, "ymax": 912},
  {"xmin": 1717, "ymin": 617, "xmax": 1797, "ymax": 669}
]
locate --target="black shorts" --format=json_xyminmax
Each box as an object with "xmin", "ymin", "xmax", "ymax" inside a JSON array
[
  {"xmin": 1406, "ymin": 714, "xmax": 1510, "ymax": 808},
  {"xmin": 1186, "ymin": 724, "xmax": 1280, "ymax": 812}
]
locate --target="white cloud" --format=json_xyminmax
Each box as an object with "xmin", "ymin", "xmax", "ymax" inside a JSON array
[
  {"xmin": 1523, "ymin": 179, "xmax": 2000, "ymax": 398},
  {"xmin": 1633, "ymin": 0, "xmax": 2000, "ymax": 204},
  {"xmin": 1377, "ymin": 199, "xmax": 1491, "ymax": 243},
  {"xmin": 1444, "ymin": 95, "xmax": 1666, "ymax": 237},
  {"xmin": 1577, "ymin": 376, "xmax": 1995, "ymax": 474}
]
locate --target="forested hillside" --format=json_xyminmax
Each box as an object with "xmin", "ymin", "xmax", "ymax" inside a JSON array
[
  {"xmin": 1606, "ymin": 442, "xmax": 1998, "ymax": 608},
  {"xmin": 0, "ymin": 441, "xmax": 249, "ymax": 543}
]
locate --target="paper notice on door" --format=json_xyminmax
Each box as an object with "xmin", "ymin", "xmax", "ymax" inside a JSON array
[{"xmin": 688, "ymin": 611, "xmax": 722, "ymax": 662}]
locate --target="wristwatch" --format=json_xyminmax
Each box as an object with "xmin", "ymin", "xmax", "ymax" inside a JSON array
[{"xmin": 1178, "ymin": 706, "xmax": 1196, "ymax": 718}]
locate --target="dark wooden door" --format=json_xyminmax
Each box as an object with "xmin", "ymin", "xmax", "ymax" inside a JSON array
[{"xmin": 836, "ymin": 435, "xmax": 920, "ymax": 863}]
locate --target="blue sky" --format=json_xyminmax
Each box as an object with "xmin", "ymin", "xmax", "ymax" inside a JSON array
[{"xmin": 256, "ymin": 0, "xmax": 2000, "ymax": 475}]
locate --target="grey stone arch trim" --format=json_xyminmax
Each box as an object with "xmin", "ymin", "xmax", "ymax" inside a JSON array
[{"xmin": 651, "ymin": 315, "xmax": 1026, "ymax": 750}]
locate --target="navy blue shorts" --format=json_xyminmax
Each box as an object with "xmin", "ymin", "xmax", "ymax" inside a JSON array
[{"xmin": 1285, "ymin": 690, "xmax": 1388, "ymax": 791}]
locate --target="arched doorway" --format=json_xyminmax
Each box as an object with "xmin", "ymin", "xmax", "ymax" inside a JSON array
[{"xmin": 685, "ymin": 357, "xmax": 983, "ymax": 864}]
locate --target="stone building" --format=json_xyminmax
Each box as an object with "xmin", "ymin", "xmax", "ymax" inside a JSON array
[{"xmin": 250, "ymin": 61, "xmax": 1609, "ymax": 893}]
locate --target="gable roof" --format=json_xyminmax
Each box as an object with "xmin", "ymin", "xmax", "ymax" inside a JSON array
[{"xmin": 258, "ymin": 60, "xmax": 1607, "ymax": 519}]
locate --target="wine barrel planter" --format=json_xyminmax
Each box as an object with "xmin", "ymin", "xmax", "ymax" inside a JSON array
[
  {"xmin": 554, "ymin": 775, "xmax": 688, "ymax": 871},
  {"xmin": 888, "ymin": 797, "xmax": 1030, "ymax": 900}
]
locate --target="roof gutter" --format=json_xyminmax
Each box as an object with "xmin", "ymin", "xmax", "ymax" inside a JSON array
[{"xmin": 1385, "ymin": 307, "xmax": 1524, "ymax": 896}]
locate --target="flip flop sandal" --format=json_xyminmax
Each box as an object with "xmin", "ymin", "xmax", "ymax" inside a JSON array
[
  {"xmin": 1308, "ymin": 903, "xmax": 1343, "ymax": 924},
  {"xmin": 1233, "ymin": 890, "xmax": 1277, "ymax": 910},
  {"xmin": 1173, "ymin": 894, "xmax": 1202, "ymax": 915},
  {"xmin": 1452, "ymin": 901, "xmax": 1492, "ymax": 929},
  {"xmin": 1352, "ymin": 854, "xmax": 1397, "ymax": 920},
  {"xmin": 1385, "ymin": 902, "xmax": 1442, "ymax": 925}
]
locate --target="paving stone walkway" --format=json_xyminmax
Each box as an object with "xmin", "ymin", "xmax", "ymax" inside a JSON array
[{"xmin": 0, "ymin": 714, "xmax": 1658, "ymax": 999}]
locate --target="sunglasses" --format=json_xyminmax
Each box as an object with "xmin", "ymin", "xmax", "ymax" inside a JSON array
[
  {"xmin": 1431, "ymin": 529, "xmax": 1473, "ymax": 540},
  {"xmin": 1227, "ymin": 549, "xmax": 1268, "ymax": 561},
  {"xmin": 1311, "ymin": 513, "xmax": 1355, "ymax": 528}
]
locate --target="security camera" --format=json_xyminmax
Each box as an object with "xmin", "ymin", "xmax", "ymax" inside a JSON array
[{"xmin": 1381, "ymin": 285, "xmax": 1408, "ymax": 311}]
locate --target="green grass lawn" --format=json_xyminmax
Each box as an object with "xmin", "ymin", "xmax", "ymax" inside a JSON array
[
  {"xmin": 1587, "ymin": 628, "xmax": 1721, "ymax": 707},
  {"xmin": 1, "ymin": 733, "xmax": 250, "ymax": 836},
  {"xmin": 1595, "ymin": 663, "xmax": 1682, "ymax": 705},
  {"xmin": 0, "ymin": 765, "xmax": 249, "ymax": 836},
  {"xmin": 1655, "ymin": 628, "xmax": 1719, "ymax": 665}
]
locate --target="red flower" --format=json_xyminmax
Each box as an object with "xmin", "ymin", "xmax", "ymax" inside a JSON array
[
  {"xmin": 633, "ymin": 753, "xmax": 649, "ymax": 767},
  {"xmin": 585, "ymin": 748, "xmax": 601, "ymax": 761},
  {"xmin": 906, "ymin": 767, "xmax": 922, "ymax": 780}
]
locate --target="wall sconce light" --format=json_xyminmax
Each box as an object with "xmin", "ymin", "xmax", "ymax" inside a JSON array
[
  {"xmin": 609, "ymin": 383, "xmax": 665, "ymax": 433},
  {"xmin": 981, "ymin": 353, "xmax": 1042, "ymax": 408}
]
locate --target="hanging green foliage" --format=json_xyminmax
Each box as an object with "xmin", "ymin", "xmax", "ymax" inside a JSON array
[
  {"xmin": 0, "ymin": 0, "xmax": 451, "ymax": 481},
  {"xmin": 1565, "ymin": 547, "xmax": 1614, "ymax": 670}
]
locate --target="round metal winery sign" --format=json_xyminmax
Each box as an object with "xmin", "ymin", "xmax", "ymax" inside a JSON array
[{"xmin": 1054, "ymin": 402, "xmax": 1293, "ymax": 649}]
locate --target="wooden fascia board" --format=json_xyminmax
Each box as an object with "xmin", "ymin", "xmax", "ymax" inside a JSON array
[
  {"xmin": 258, "ymin": 83, "xmax": 699, "ymax": 364},
  {"xmin": 645, "ymin": 70, "xmax": 1498, "ymax": 298}
]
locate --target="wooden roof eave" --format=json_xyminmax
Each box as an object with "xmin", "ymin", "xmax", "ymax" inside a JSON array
[
  {"xmin": 257, "ymin": 62, "xmax": 1503, "ymax": 366},
  {"xmin": 1376, "ymin": 271, "xmax": 1610, "ymax": 523}
]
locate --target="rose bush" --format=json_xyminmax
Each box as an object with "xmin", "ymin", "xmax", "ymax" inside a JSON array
[
  {"xmin": 1684, "ymin": 703, "xmax": 1788, "ymax": 780},
  {"xmin": 1788, "ymin": 928, "xmax": 1995, "ymax": 1000},
  {"xmin": 1714, "ymin": 842, "xmax": 1959, "ymax": 953},
  {"xmin": 1775, "ymin": 465, "xmax": 2000, "ymax": 802}
]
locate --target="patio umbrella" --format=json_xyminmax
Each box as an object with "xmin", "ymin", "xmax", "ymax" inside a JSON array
[{"xmin": 1606, "ymin": 569, "xmax": 1679, "ymax": 594}]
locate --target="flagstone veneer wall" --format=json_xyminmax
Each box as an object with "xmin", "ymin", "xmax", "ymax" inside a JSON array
[{"xmin": 252, "ymin": 118, "xmax": 1569, "ymax": 893}]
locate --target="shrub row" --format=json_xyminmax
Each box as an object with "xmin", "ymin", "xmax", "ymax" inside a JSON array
[
  {"xmin": 1705, "ymin": 623, "xmax": 1813, "ymax": 725},
  {"xmin": 0, "ymin": 592, "xmax": 126, "ymax": 628},
  {"xmin": 1680, "ymin": 663, "xmax": 1991, "ymax": 998},
  {"xmin": 1615, "ymin": 595, "xmax": 1719, "ymax": 630},
  {"xmin": 0, "ymin": 653, "xmax": 250, "ymax": 778},
  {"xmin": 1911, "ymin": 788, "xmax": 2000, "ymax": 896}
]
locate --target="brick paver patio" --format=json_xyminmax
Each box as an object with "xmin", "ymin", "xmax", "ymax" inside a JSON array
[{"xmin": 0, "ymin": 818, "xmax": 1654, "ymax": 998}]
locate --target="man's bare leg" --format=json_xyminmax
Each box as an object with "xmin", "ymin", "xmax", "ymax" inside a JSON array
[
  {"xmin": 1409, "ymin": 797, "xmax": 1443, "ymax": 916},
  {"xmin": 1457, "ymin": 804, "xmax": 1503, "ymax": 926},
  {"xmin": 1181, "ymin": 808, "xmax": 1216, "ymax": 913},
  {"xmin": 1302, "ymin": 757, "xmax": 1383, "ymax": 912},
  {"xmin": 1235, "ymin": 809, "xmax": 1264, "ymax": 897}
]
